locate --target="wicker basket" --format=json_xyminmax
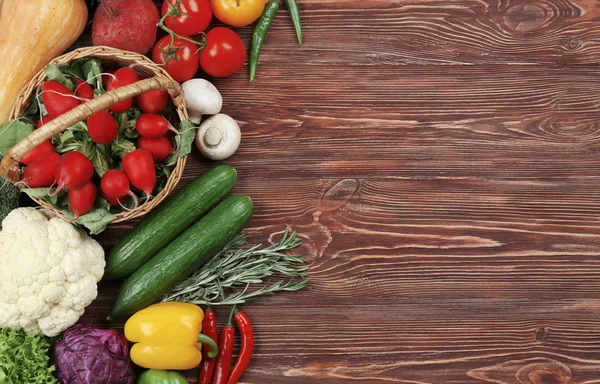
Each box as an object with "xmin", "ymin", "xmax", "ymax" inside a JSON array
[{"xmin": 0, "ymin": 46, "xmax": 189, "ymax": 223}]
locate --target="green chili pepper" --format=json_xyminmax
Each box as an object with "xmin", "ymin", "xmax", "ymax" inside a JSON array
[
  {"xmin": 249, "ymin": 0, "xmax": 279, "ymax": 82},
  {"xmin": 285, "ymin": 0, "xmax": 302, "ymax": 46}
]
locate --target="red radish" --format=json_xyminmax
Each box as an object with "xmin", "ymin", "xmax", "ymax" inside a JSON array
[
  {"xmin": 87, "ymin": 111, "xmax": 118, "ymax": 144},
  {"xmin": 20, "ymin": 141, "xmax": 56, "ymax": 165},
  {"xmin": 100, "ymin": 169, "xmax": 139, "ymax": 208},
  {"xmin": 20, "ymin": 152, "xmax": 61, "ymax": 188},
  {"xmin": 122, "ymin": 149, "xmax": 156, "ymax": 198},
  {"xmin": 51, "ymin": 151, "xmax": 94, "ymax": 195},
  {"xmin": 106, "ymin": 67, "xmax": 139, "ymax": 113},
  {"xmin": 102, "ymin": 190, "xmax": 123, "ymax": 206},
  {"xmin": 102, "ymin": 69, "xmax": 117, "ymax": 89},
  {"xmin": 75, "ymin": 79, "xmax": 94, "ymax": 100},
  {"xmin": 37, "ymin": 115, "xmax": 55, "ymax": 128},
  {"xmin": 68, "ymin": 182, "xmax": 97, "ymax": 218},
  {"xmin": 136, "ymin": 89, "xmax": 169, "ymax": 114},
  {"xmin": 137, "ymin": 136, "xmax": 173, "ymax": 162},
  {"xmin": 92, "ymin": 0, "xmax": 159, "ymax": 55},
  {"xmin": 41, "ymin": 81, "xmax": 80, "ymax": 117},
  {"xmin": 136, "ymin": 113, "xmax": 178, "ymax": 138}
]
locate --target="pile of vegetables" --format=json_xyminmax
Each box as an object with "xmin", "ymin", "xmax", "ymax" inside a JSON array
[
  {"xmin": 0, "ymin": 60, "xmax": 194, "ymax": 233},
  {"xmin": 0, "ymin": 165, "xmax": 308, "ymax": 382},
  {"xmin": 91, "ymin": 0, "xmax": 303, "ymax": 82}
]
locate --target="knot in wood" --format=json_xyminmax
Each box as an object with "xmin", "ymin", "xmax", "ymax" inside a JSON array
[
  {"xmin": 565, "ymin": 37, "xmax": 581, "ymax": 51},
  {"xmin": 535, "ymin": 327, "xmax": 549, "ymax": 342},
  {"xmin": 321, "ymin": 179, "xmax": 359, "ymax": 212},
  {"xmin": 503, "ymin": 4, "xmax": 548, "ymax": 32},
  {"xmin": 515, "ymin": 360, "xmax": 572, "ymax": 384}
]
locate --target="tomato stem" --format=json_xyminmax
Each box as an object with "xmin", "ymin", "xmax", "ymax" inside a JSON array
[{"xmin": 157, "ymin": 0, "xmax": 206, "ymax": 62}]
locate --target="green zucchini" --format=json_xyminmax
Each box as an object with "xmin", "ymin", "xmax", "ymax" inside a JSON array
[
  {"xmin": 104, "ymin": 165, "xmax": 237, "ymax": 281},
  {"xmin": 110, "ymin": 195, "xmax": 253, "ymax": 319}
]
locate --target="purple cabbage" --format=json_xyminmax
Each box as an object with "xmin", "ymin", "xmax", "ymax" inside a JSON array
[{"xmin": 54, "ymin": 323, "xmax": 134, "ymax": 384}]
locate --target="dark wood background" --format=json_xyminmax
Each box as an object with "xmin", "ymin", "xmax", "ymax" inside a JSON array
[{"xmin": 76, "ymin": 0, "xmax": 600, "ymax": 382}]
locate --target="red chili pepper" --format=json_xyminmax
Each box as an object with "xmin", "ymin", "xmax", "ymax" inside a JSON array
[
  {"xmin": 212, "ymin": 306, "xmax": 236, "ymax": 384},
  {"xmin": 227, "ymin": 310, "xmax": 255, "ymax": 384},
  {"xmin": 198, "ymin": 307, "xmax": 218, "ymax": 384}
]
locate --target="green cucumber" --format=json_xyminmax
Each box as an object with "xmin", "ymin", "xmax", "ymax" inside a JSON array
[
  {"xmin": 110, "ymin": 195, "xmax": 253, "ymax": 319},
  {"xmin": 104, "ymin": 165, "xmax": 237, "ymax": 281}
]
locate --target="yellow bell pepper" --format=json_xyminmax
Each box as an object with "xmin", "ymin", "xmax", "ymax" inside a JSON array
[{"xmin": 124, "ymin": 302, "xmax": 218, "ymax": 370}]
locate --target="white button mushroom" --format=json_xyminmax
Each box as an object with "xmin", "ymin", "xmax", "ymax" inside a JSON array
[
  {"xmin": 182, "ymin": 79, "xmax": 223, "ymax": 124},
  {"xmin": 196, "ymin": 114, "xmax": 241, "ymax": 161}
]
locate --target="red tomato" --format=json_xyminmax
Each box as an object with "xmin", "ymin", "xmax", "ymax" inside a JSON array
[
  {"xmin": 200, "ymin": 27, "xmax": 246, "ymax": 77},
  {"xmin": 162, "ymin": 0, "xmax": 212, "ymax": 36},
  {"xmin": 152, "ymin": 35, "xmax": 200, "ymax": 83}
]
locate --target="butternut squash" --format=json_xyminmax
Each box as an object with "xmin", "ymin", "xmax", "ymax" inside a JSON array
[{"xmin": 0, "ymin": 0, "xmax": 88, "ymax": 123}]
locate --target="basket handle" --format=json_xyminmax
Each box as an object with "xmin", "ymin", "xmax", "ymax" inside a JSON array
[{"xmin": 0, "ymin": 77, "xmax": 181, "ymax": 182}]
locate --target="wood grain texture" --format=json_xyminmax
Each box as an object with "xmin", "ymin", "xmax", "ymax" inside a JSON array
[{"xmin": 75, "ymin": 0, "xmax": 600, "ymax": 382}]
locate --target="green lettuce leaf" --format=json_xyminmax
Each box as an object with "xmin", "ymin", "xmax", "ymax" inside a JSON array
[
  {"xmin": 74, "ymin": 200, "xmax": 117, "ymax": 235},
  {"xmin": 45, "ymin": 64, "xmax": 75, "ymax": 91},
  {"xmin": 81, "ymin": 58, "xmax": 104, "ymax": 94},
  {"xmin": 0, "ymin": 328, "xmax": 58, "ymax": 384},
  {"xmin": 0, "ymin": 120, "xmax": 34, "ymax": 156}
]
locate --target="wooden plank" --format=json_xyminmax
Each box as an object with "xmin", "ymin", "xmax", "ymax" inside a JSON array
[{"xmin": 71, "ymin": 0, "xmax": 600, "ymax": 382}]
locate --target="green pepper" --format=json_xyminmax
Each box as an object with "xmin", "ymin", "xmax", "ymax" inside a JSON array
[
  {"xmin": 137, "ymin": 369, "xmax": 188, "ymax": 384},
  {"xmin": 285, "ymin": 0, "xmax": 302, "ymax": 46},
  {"xmin": 249, "ymin": 0, "xmax": 279, "ymax": 82}
]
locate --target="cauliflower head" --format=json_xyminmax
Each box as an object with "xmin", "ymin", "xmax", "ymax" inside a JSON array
[{"xmin": 0, "ymin": 208, "xmax": 105, "ymax": 337}]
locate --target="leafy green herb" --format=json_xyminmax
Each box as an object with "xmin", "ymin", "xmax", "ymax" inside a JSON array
[
  {"xmin": 23, "ymin": 91, "xmax": 48, "ymax": 119},
  {"xmin": 21, "ymin": 188, "xmax": 60, "ymax": 206},
  {"xmin": 0, "ymin": 120, "xmax": 34, "ymax": 156},
  {"xmin": 85, "ymin": 142, "xmax": 113, "ymax": 177},
  {"xmin": 164, "ymin": 230, "xmax": 310, "ymax": 306},
  {"xmin": 73, "ymin": 198, "xmax": 117, "ymax": 235},
  {"xmin": 81, "ymin": 58, "xmax": 105, "ymax": 94},
  {"xmin": 60, "ymin": 61, "xmax": 84, "ymax": 80},
  {"xmin": 177, "ymin": 119, "xmax": 196, "ymax": 158},
  {"xmin": 111, "ymin": 138, "xmax": 136, "ymax": 159},
  {"xmin": 45, "ymin": 64, "xmax": 75, "ymax": 91},
  {"xmin": 117, "ymin": 109, "xmax": 140, "ymax": 140},
  {"xmin": 0, "ymin": 328, "xmax": 58, "ymax": 384}
]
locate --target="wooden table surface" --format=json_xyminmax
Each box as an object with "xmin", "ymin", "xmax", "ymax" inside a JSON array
[{"xmin": 77, "ymin": 0, "xmax": 600, "ymax": 382}]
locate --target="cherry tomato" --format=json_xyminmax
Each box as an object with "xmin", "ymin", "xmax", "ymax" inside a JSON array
[
  {"xmin": 200, "ymin": 27, "xmax": 246, "ymax": 77},
  {"xmin": 152, "ymin": 35, "xmax": 200, "ymax": 83},
  {"xmin": 210, "ymin": 0, "xmax": 264, "ymax": 27},
  {"xmin": 106, "ymin": 67, "xmax": 139, "ymax": 113},
  {"xmin": 162, "ymin": 0, "xmax": 212, "ymax": 35}
]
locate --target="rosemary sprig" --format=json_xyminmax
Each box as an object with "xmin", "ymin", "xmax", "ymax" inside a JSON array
[{"xmin": 163, "ymin": 229, "xmax": 310, "ymax": 306}]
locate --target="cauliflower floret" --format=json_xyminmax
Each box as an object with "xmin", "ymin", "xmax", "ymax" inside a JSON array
[{"xmin": 0, "ymin": 208, "xmax": 105, "ymax": 337}]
